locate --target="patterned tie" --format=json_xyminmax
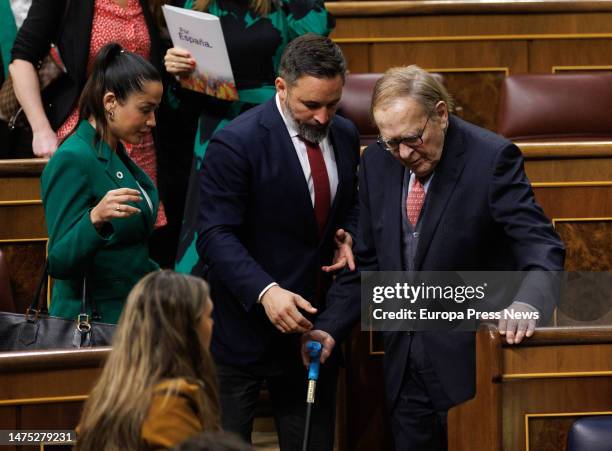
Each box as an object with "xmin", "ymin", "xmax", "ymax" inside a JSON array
[
  {"xmin": 302, "ymin": 138, "xmax": 331, "ymax": 236},
  {"xmin": 406, "ymin": 176, "xmax": 425, "ymax": 227}
]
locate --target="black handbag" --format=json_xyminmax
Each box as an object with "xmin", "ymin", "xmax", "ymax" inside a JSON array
[{"xmin": 0, "ymin": 262, "xmax": 116, "ymax": 351}]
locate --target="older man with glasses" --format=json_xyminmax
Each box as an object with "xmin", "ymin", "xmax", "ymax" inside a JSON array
[{"xmin": 308, "ymin": 65, "xmax": 565, "ymax": 450}]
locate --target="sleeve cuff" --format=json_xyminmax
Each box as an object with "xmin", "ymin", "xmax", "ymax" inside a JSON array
[
  {"xmin": 86, "ymin": 208, "xmax": 114, "ymax": 241},
  {"xmin": 512, "ymin": 301, "xmax": 540, "ymax": 313},
  {"xmin": 257, "ymin": 282, "xmax": 278, "ymax": 303}
]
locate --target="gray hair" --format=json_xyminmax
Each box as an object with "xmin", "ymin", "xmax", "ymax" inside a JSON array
[{"xmin": 371, "ymin": 65, "xmax": 455, "ymax": 118}]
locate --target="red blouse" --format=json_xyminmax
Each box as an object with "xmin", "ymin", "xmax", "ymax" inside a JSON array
[{"xmin": 57, "ymin": 0, "xmax": 166, "ymax": 227}]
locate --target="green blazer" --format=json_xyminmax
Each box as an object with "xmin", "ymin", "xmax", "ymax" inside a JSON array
[{"xmin": 41, "ymin": 120, "xmax": 160, "ymax": 324}]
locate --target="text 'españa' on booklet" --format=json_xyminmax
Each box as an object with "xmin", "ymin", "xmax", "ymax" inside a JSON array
[{"xmin": 162, "ymin": 4, "xmax": 238, "ymax": 101}]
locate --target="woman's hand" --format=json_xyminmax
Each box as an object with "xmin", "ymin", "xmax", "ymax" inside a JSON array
[
  {"xmin": 9, "ymin": 59, "xmax": 59, "ymax": 157},
  {"xmin": 90, "ymin": 188, "xmax": 142, "ymax": 227},
  {"xmin": 164, "ymin": 47, "xmax": 196, "ymax": 77},
  {"xmin": 32, "ymin": 126, "xmax": 59, "ymax": 157}
]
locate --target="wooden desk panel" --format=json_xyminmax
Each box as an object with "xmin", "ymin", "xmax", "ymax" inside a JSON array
[
  {"xmin": 0, "ymin": 205, "xmax": 46, "ymax": 240},
  {"xmin": 449, "ymin": 326, "xmax": 612, "ymax": 451},
  {"xmin": 504, "ymin": 378, "xmax": 612, "ymax": 451},
  {"xmin": 0, "ymin": 178, "xmax": 41, "ymax": 202},
  {"xmin": 0, "ymin": 160, "xmax": 48, "ymax": 312},
  {"xmin": 0, "ymin": 349, "xmax": 109, "ymax": 451},
  {"xmin": 503, "ymin": 343, "xmax": 612, "ymax": 376}
]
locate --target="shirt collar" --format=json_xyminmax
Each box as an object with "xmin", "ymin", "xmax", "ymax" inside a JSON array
[
  {"xmin": 409, "ymin": 170, "xmax": 434, "ymax": 192},
  {"xmin": 275, "ymin": 93, "xmax": 300, "ymax": 139}
]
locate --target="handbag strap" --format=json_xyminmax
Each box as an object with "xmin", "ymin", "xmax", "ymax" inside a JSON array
[
  {"xmin": 80, "ymin": 271, "xmax": 102, "ymax": 321},
  {"xmin": 28, "ymin": 260, "xmax": 101, "ymax": 321},
  {"xmin": 28, "ymin": 261, "xmax": 49, "ymax": 316}
]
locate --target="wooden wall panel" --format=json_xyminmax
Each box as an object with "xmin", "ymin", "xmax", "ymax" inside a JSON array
[
  {"xmin": 437, "ymin": 70, "xmax": 507, "ymax": 131},
  {"xmin": 532, "ymin": 186, "xmax": 612, "ymax": 219},
  {"xmin": 0, "ymin": 242, "xmax": 47, "ymax": 313},
  {"xmin": 330, "ymin": 4, "xmax": 612, "ymax": 130},
  {"xmin": 367, "ymin": 41, "xmax": 527, "ymax": 72},
  {"xmin": 503, "ymin": 343, "xmax": 612, "ymax": 375},
  {"xmin": 0, "ymin": 205, "xmax": 46, "ymax": 240},
  {"xmin": 358, "ymin": 40, "xmax": 526, "ymax": 129},
  {"xmin": 0, "ymin": 178, "xmax": 40, "ymax": 201},
  {"xmin": 0, "ymin": 407, "xmax": 17, "ymax": 451},
  {"xmin": 330, "ymin": 13, "xmax": 612, "ymax": 40},
  {"xmin": 554, "ymin": 220, "xmax": 612, "ymax": 271},
  {"xmin": 525, "ymin": 158, "xmax": 612, "ymax": 183},
  {"xmin": 553, "ymin": 220, "xmax": 612, "ymax": 327},
  {"xmin": 0, "ymin": 160, "xmax": 48, "ymax": 313},
  {"xmin": 20, "ymin": 403, "xmax": 84, "ymax": 430},
  {"xmin": 529, "ymin": 39, "xmax": 612, "ymax": 73},
  {"xmin": 342, "ymin": 44, "xmax": 370, "ymax": 73},
  {"xmin": 527, "ymin": 416, "xmax": 576, "ymax": 451}
]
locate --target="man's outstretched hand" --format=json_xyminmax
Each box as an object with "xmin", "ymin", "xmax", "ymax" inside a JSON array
[{"xmin": 261, "ymin": 286, "xmax": 317, "ymax": 334}]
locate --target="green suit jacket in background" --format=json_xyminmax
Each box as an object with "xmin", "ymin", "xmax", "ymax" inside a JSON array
[{"xmin": 41, "ymin": 120, "xmax": 160, "ymax": 324}]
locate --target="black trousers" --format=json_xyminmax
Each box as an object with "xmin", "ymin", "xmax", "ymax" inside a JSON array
[
  {"xmin": 217, "ymin": 359, "xmax": 338, "ymax": 451},
  {"xmin": 390, "ymin": 334, "xmax": 455, "ymax": 451}
]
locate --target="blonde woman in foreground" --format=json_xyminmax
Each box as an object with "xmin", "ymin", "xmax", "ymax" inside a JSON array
[{"xmin": 77, "ymin": 270, "xmax": 220, "ymax": 450}]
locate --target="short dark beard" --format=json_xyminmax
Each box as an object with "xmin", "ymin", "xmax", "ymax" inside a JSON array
[{"xmin": 283, "ymin": 96, "xmax": 331, "ymax": 143}]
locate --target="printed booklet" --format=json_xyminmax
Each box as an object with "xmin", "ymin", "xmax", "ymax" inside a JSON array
[{"xmin": 162, "ymin": 5, "xmax": 238, "ymax": 101}]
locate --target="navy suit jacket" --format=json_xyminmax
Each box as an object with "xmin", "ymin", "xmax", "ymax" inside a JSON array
[
  {"xmin": 197, "ymin": 98, "xmax": 360, "ymax": 367},
  {"xmin": 318, "ymin": 115, "xmax": 565, "ymax": 406}
]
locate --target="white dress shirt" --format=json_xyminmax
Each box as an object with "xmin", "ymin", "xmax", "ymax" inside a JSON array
[
  {"xmin": 275, "ymin": 93, "xmax": 339, "ymax": 206},
  {"xmin": 258, "ymin": 95, "xmax": 340, "ymax": 302}
]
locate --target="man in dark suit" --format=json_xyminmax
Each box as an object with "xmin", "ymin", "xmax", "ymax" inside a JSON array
[
  {"xmin": 308, "ymin": 66, "xmax": 565, "ymax": 450},
  {"xmin": 196, "ymin": 35, "xmax": 360, "ymax": 450}
]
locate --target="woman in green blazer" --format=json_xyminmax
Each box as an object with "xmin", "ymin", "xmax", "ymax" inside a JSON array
[{"xmin": 41, "ymin": 43, "xmax": 163, "ymax": 324}]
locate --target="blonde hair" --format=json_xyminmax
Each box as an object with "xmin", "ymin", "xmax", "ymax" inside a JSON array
[
  {"xmin": 77, "ymin": 270, "xmax": 220, "ymax": 451},
  {"xmin": 193, "ymin": 0, "xmax": 270, "ymax": 16},
  {"xmin": 371, "ymin": 65, "xmax": 455, "ymax": 119}
]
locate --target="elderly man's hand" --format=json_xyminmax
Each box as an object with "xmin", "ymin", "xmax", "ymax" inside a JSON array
[
  {"xmin": 300, "ymin": 329, "xmax": 336, "ymax": 367},
  {"xmin": 498, "ymin": 302, "xmax": 540, "ymax": 345},
  {"xmin": 322, "ymin": 229, "xmax": 355, "ymax": 273}
]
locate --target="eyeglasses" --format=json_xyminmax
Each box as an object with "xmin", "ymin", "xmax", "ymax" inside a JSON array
[{"xmin": 377, "ymin": 115, "xmax": 431, "ymax": 152}]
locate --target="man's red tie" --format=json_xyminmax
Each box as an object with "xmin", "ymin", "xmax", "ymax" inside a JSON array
[
  {"xmin": 302, "ymin": 138, "xmax": 331, "ymax": 236},
  {"xmin": 406, "ymin": 176, "xmax": 425, "ymax": 227}
]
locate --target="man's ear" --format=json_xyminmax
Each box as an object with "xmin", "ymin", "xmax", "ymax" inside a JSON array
[
  {"xmin": 435, "ymin": 100, "xmax": 449, "ymax": 125},
  {"xmin": 275, "ymin": 77, "xmax": 288, "ymax": 102}
]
